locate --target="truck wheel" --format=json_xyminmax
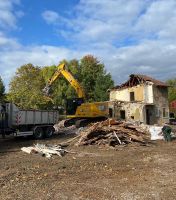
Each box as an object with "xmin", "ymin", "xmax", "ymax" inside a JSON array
[
  {"xmin": 45, "ymin": 127, "xmax": 55, "ymax": 138},
  {"xmin": 33, "ymin": 127, "xmax": 44, "ymax": 139}
]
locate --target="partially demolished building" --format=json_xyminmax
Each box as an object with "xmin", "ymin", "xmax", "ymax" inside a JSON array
[{"xmin": 109, "ymin": 74, "xmax": 169, "ymax": 125}]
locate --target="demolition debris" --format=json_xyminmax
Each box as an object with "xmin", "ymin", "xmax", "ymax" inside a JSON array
[
  {"xmin": 75, "ymin": 119, "xmax": 150, "ymax": 147},
  {"xmin": 21, "ymin": 144, "xmax": 70, "ymax": 158}
]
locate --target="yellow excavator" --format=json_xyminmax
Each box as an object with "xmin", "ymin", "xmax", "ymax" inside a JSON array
[{"xmin": 43, "ymin": 63, "xmax": 110, "ymax": 127}]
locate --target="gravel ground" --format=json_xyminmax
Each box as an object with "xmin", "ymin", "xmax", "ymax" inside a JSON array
[{"xmin": 0, "ymin": 133, "xmax": 176, "ymax": 200}]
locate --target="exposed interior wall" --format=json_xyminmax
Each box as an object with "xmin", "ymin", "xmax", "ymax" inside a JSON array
[
  {"xmin": 110, "ymin": 101, "xmax": 161, "ymax": 125},
  {"xmin": 122, "ymin": 103, "xmax": 144, "ymax": 122},
  {"xmin": 110, "ymin": 101, "xmax": 145, "ymax": 123},
  {"xmin": 110, "ymin": 88, "xmax": 131, "ymax": 101},
  {"xmin": 110, "ymin": 83, "xmax": 153, "ymax": 103}
]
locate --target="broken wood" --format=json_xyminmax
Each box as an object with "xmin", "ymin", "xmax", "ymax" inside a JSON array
[
  {"xmin": 21, "ymin": 144, "xmax": 69, "ymax": 158},
  {"xmin": 75, "ymin": 119, "xmax": 150, "ymax": 147},
  {"xmin": 113, "ymin": 131, "xmax": 122, "ymax": 144}
]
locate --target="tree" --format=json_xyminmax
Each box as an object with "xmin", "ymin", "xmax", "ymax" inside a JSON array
[
  {"xmin": 7, "ymin": 55, "xmax": 114, "ymax": 110},
  {"xmin": 42, "ymin": 55, "xmax": 114, "ymax": 105},
  {"xmin": 79, "ymin": 55, "xmax": 114, "ymax": 101},
  {"xmin": 7, "ymin": 64, "xmax": 52, "ymax": 109},
  {"xmin": 166, "ymin": 78, "xmax": 176, "ymax": 102},
  {"xmin": 94, "ymin": 73, "xmax": 114, "ymax": 101},
  {"xmin": 0, "ymin": 76, "xmax": 5, "ymax": 102}
]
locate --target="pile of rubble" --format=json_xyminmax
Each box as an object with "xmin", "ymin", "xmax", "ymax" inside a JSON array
[{"xmin": 76, "ymin": 119, "xmax": 150, "ymax": 147}]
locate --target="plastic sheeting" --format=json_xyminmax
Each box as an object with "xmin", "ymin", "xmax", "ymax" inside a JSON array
[{"xmin": 149, "ymin": 126, "xmax": 164, "ymax": 140}]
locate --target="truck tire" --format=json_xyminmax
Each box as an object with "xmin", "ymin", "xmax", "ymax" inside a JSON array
[
  {"xmin": 45, "ymin": 127, "xmax": 55, "ymax": 138},
  {"xmin": 33, "ymin": 127, "xmax": 44, "ymax": 139}
]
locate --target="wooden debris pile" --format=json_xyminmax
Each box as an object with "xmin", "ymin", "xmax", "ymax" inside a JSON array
[{"xmin": 76, "ymin": 119, "xmax": 150, "ymax": 147}]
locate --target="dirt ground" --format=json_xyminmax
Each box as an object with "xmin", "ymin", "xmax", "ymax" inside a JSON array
[{"xmin": 0, "ymin": 132, "xmax": 176, "ymax": 200}]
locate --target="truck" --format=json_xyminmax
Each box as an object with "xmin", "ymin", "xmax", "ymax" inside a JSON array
[{"xmin": 0, "ymin": 102, "xmax": 59, "ymax": 139}]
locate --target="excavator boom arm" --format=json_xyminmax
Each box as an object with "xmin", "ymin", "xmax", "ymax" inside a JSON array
[{"xmin": 44, "ymin": 63, "xmax": 85, "ymax": 98}]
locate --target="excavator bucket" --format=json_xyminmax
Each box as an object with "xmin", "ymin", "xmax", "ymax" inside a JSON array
[{"xmin": 42, "ymin": 85, "xmax": 51, "ymax": 96}]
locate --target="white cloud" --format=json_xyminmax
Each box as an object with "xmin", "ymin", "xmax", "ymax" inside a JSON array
[
  {"xmin": 46, "ymin": 0, "xmax": 149, "ymax": 44},
  {"xmin": 0, "ymin": 0, "xmax": 21, "ymax": 29},
  {"xmin": 135, "ymin": 0, "xmax": 176, "ymax": 40},
  {"xmin": 0, "ymin": 43, "xmax": 85, "ymax": 89},
  {"xmin": 0, "ymin": 32, "xmax": 20, "ymax": 49},
  {"xmin": 0, "ymin": 10, "xmax": 17, "ymax": 28},
  {"xmin": 40, "ymin": 0, "xmax": 176, "ymax": 83},
  {"xmin": 1, "ymin": 0, "xmax": 176, "ymax": 91},
  {"xmin": 42, "ymin": 10, "xmax": 60, "ymax": 24}
]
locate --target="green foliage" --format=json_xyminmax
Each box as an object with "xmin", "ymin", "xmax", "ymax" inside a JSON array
[
  {"xmin": 80, "ymin": 55, "xmax": 114, "ymax": 101},
  {"xmin": 7, "ymin": 64, "xmax": 52, "ymax": 109},
  {"xmin": 166, "ymin": 78, "xmax": 176, "ymax": 102},
  {"xmin": 42, "ymin": 65, "xmax": 57, "ymax": 82},
  {"xmin": 0, "ymin": 76, "xmax": 5, "ymax": 102},
  {"xmin": 7, "ymin": 55, "xmax": 114, "ymax": 109},
  {"xmin": 94, "ymin": 73, "xmax": 114, "ymax": 101}
]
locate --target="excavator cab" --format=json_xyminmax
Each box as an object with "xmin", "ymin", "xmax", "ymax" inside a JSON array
[{"xmin": 66, "ymin": 98, "xmax": 84, "ymax": 115}]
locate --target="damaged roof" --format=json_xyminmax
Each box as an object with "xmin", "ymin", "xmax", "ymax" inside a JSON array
[{"xmin": 112, "ymin": 74, "xmax": 168, "ymax": 90}]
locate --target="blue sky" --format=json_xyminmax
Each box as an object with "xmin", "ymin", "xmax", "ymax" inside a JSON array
[
  {"xmin": 12, "ymin": 0, "xmax": 79, "ymax": 46},
  {"xmin": 1, "ymin": 0, "xmax": 176, "ymax": 89}
]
